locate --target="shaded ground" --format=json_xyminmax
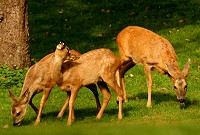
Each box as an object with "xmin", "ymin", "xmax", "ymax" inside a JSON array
[{"xmin": 28, "ymin": 0, "xmax": 200, "ymax": 60}]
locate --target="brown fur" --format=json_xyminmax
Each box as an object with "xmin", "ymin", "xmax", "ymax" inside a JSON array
[
  {"xmin": 9, "ymin": 45, "xmax": 101, "ymax": 126},
  {"xmin": 53, "ymin": 48, "xmax": 123, "ymax": 125},
  {"xmin": 116, "ymin": 26, "xmax": 190, "ymax": 107}
]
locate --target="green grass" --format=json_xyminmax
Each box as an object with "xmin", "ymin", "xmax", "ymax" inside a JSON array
[{"xmin": 0, "ymin": 0, "xmax": 200, "ymax": 134}]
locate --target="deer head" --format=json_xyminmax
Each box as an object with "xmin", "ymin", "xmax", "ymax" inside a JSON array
[
  {"xmin": 166, "ymin": 59, "xmax": 191, "ymax": 104},
  {"xmin": 55, "ymin": 42, "xmax": 70, "ymax": 61},
  {"xmin": 9, "ymin": 90, "xmax": 30, "ymax": 126}
]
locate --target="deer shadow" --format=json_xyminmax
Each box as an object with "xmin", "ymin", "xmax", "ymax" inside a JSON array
[
  {"xmin": 23, "ymin": 105, "xmax": 133, "ymax": 125},
  {"xmin": 127, "ymin": 91, "xmax": 199, "ymax": 109},
  {"xmin": 22, "ymin": 111, "xmax": 65, "ymax": 126},
  {"xmin": 21, "ymin": 92, "xmax": 199, "ymax": 126}
]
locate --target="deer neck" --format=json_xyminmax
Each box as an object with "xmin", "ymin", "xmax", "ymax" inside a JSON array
[
  {"xmin": 17, "ymin": 88, "xmax": 35, "ymax": 109},
  {"xmin": 52, "ymin": 55, "xmax": 64, "ymax": 84}
]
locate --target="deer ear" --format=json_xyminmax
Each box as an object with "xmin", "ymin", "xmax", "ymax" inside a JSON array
[
  {"xmin": 165, "ymin": 64, "xmax": 177, "ymax": 78},
  {"xmin": 9, "ymin": 90, "xmax": 17, "ymax": 105},
  {"xmin": 20, "ymin": 91, "xmax": 30, "ymax": 104},
  {"xmin": 65, "ymin": 46, "xmax": 70, "ymax": 52},
  {"xmin": 69, "ymin": 54, "xmax": 80, "ymax": 61},
  {"xmin": 182, "ymin": 59, "xmax": 191, "ymax": 78}
]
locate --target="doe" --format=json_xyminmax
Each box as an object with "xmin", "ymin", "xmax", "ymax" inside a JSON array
[{"xmin": 116, "ymin": 26, "xmax": 190, "ymax": 107}]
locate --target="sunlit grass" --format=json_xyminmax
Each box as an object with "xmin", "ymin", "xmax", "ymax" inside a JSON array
[{"xmin": 0, "ymin": 0, "xmax": 200, "ymax": 134}]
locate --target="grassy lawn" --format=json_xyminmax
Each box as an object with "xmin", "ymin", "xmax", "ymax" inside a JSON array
[{"xmin": 0, "ymin": 0, "xmax": 200, "ymax": 134}]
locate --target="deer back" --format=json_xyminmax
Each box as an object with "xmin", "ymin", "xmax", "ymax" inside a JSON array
[
  {"xmin": 117, "ymin": 26, "xmax": 181, "ymax": 75},
  {"xmin": 60, "ymin": 48, "xmax": 121, "ymax": 89}
]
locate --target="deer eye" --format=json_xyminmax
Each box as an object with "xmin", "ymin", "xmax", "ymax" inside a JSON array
[
  {"xmin": 174, "ymin": 86, "xmax": 177, "ymax": 89},
  {"xmin": 185, "ymin": 85, "xmax": 188, "ymax": 90}
]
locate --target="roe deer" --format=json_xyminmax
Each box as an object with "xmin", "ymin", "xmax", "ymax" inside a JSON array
[
  {"xmin": 9, "ymin": 42, "xmax": 101, "ymax": 126},
  {"xmin": 53, "ymin": 47, "xmax": 123, "ymax": 126},
  {"xmin": 116, "ymin": 26, "xmax": 190, "ymax": 107}
]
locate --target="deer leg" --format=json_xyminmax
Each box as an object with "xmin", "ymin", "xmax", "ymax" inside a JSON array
[
  {"xmin": 86, "ymin": 84, "xmax": 101, "ymax": 111},
  {"xmin": 29, "ymin": 93, "xmax": 45, "ymax": 116},
  {"xmin": 118, "ymin": 60, "xmax": 135, "ymax": 102},
  {"xmin": 29, "ymin": 93, "xmax": 39, "ymax": 114},
  {"xmin": 35, "ymin": 89, "xmax": 51, "ymax": 125},
  {"xmin": 102, "ymin": 75, "xmax": 123, "ymax": 120},
  {"xmin": 96, "ymin": 81, "xmax": 111, "ymax": 119},
  {"xmin": 67, "ymin": 88, "xmax": 79, "ymax": 126},
  {"xmin": 144, "ymin": 65, "xmax": 152, "ymax": 108},
  {"xmin": 107, "ymin": 82, "xmax": 123, "ymax": 120},
  {"xmin": 57, "ymin": 91, "xmax": 71, "ymax": 118}
]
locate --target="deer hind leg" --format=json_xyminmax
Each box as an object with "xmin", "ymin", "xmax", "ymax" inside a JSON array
[
  {"xmin": 144, "ymin": 64, "xmax": 153, "ymax": 108},
  {"xmin": 118, "ymin": 59, "xmax": 135, "ymax": 102},
  {"xmin": 86, "ymin": 84, "xmax": 101, "ymax": 111},
  {"xmin": 102, "ymin": 74, "xmax": 123, "ymax": 120},
  {"xmin": 35, "ymin": 89, "xmax": 52, "ymax": 125},
  {"xmin": 57, "ymin": 91, "xmax": 71, "ymax": 118},
  {"xmin": 58, "ymin": 84, "xmax": 101, "ymax": 119},
  {"xmin": 96, "ymin": 81, "xmax": 111, "ymax": 119}
]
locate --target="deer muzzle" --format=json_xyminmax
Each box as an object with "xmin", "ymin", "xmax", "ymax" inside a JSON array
[
  {"xmin": 13, "ymin": 122, "xmax": 21, "ymax": 126},
  {"xmin": 178, "ymin": 98, "xmax": 185, "ymax": 103}
]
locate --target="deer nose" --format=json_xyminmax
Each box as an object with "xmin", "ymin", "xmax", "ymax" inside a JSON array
[
  {"xmin": 13, "ymin": 122, "xmax": 21, "ymax": 126},
  {"xmin": 178, "ymin": 99, "xmax": 185, "ymax": 103}
]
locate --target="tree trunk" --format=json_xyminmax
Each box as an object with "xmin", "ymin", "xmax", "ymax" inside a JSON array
[{"xmin": 0, "ymin": 0, "xmax": 31, "ymax": 69}]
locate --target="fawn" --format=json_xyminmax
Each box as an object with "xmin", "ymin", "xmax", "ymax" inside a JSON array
[
  {"xmin": 9, "ymin": 42, "xmax": 101, "ymax": 126},
  {"xmin": 52, "ymin": 47, "xmax": 123, "ymax": 125}
]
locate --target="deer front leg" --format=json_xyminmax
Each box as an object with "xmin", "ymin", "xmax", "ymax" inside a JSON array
[
  {"xmin": 29, "ymin": 93, "xmax": 44, "ymax": 116},
  {"xmin": 29, "ymin": 93, "xmax": 39, "ymax": 114},
  {"xmin": 35, "ymin": 89, "xmax": 51, "ymax": 125},
  {"xmin": 67, "ymin": 89, "xmax": 78, "ymax": 126},
  {"xmin": 144, "ymin": 65, "xmax": 152, "ymax": 108},
  {"xmin": 57, "ymin": 91, "xmax": 71, "ymax": 118}
]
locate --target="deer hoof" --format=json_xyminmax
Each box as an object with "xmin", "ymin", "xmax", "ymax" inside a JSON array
[
  {"xmin": 34, "ymin": 120, "xmax": 40, "ymax": 126},
  {"xmin": 67, "ymin": 121, "xmax": 72, "ymax": 126},
  {"xmin": 146, "ymin": 103, "xmax": 152, "ymax": 108}
]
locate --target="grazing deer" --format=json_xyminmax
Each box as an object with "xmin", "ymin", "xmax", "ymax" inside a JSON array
[
  {"xmin": 9, "ymin": 42, "xmax": 101, "ymax": 126},
  {"xmin": 53, "ymin": 47, "xmax": 123, "ymax": 126},
  {"xmin": 116, "ymin": 26, "xmax": 190, "ymax": 107}
]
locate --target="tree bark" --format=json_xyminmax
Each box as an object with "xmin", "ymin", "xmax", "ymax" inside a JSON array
[{"xmin": 0, "ymin": 0, "xmax": 31, "ymax": 69}]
